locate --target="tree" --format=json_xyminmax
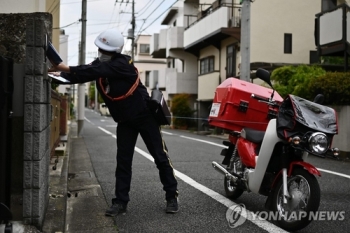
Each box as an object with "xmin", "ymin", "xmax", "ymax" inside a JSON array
[{"xmin": 270, "ymin": 65, "xmax": 326, "ymax": 100}]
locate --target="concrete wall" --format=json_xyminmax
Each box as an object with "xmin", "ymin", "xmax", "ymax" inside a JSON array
[
  {"xmin": 332, "ymin": 106, "xmax": 350, "ymax": 152},
  {"xmin": 0, "ymin": 0, "xmax": 60, "ymax": 53},
  {"xmin": 0, "ymin": 13, "xmax": 52, "ymax": 229}
]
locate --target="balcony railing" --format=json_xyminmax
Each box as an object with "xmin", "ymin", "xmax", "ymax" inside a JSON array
[{"xmin": 185, "ymin": 1, "xmax": 241, "ymax": 30}]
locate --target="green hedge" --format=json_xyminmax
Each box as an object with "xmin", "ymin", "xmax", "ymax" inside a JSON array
[
  {"xmin": 271, "ymin": 65, "xmax": 350, "ymax": 105},
  {"xmin": 308, "ymin": 72, "xmax": 350, "ymax": 105}
]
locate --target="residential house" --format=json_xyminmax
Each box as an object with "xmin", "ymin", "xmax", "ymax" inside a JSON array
[
  {"xmin": 133, "ymin": 35, "xmax": 167, "ymax": 97},
  {"xmin": 150, "ymin": 0, "xmax": 199, "ymax": 120},
  {"xmin": 151, "ymin": 0, "xmax": 323, "ymax": 127}
]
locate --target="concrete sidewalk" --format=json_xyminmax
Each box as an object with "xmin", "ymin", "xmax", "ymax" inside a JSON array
[{"xmin": 43, "ymin": 121, "xmax": 117, "ymax": 233}]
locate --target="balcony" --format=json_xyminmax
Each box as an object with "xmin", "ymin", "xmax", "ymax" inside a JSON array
[
  {"xmin": 147, "ymin": 70, "xmax": 167, "ymax": 90},
  {"xmin": 198, "ymin": 72, "xmax": 220, "ymax": 101},
  {"xmin": 148, "ymin": 70, "xmax": 158, "ymax": 89},
  {"xmin": 184, "ymin": 6, "xmax": 241, "ymax": 56},
  {"xmin": 156, "ymin": 69, "xmax": 167, "ymax": 90},
  {"xmin": 165, "ymin": 68, "xmax": 197, "ymax": 94},
  {"xmin": 166, "ymin": 26, "xmax": 184, "ymax": 51},
  {"xmin": 150, "ymin": 29, "xmax": 167, "ymax": 58}
]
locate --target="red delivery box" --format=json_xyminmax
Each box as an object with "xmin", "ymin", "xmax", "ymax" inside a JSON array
[{"xmin": 208, "ymin": 78, "xmax": 283, "ymax": 132}]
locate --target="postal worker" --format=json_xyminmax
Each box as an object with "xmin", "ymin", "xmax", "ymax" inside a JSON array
[{"xmin": 49, "ymin": 28, "xmax": 179, "ymax": 216}]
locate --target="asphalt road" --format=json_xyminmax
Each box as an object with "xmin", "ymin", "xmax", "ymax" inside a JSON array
[{"xmin": 81, "ymin": 109, "xmax": 350, "ymax": 233}]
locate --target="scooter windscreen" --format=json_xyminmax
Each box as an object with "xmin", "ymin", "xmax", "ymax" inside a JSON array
[{"xmin": 277, "ymin": 95, "xmax": 338, "ymax": 140}]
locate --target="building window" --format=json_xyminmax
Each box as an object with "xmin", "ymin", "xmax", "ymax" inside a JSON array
[
  {"xmin": 140, "ymin": 44, "xmax": 150, "ymax": 54},
  {"xmin": 284, "ymin": 33, "xmax": 292, "ymax": 54},
  {"xmin": 226, "ymin": 44, "xmax": 236, "ymax": 78},
  {"xmin": 145, "ymin": 71, "xmax": 150, "ymax": 87},
  {"xmin": 200, "ymin": 56, "xmax": 214, "ymax": 74}
]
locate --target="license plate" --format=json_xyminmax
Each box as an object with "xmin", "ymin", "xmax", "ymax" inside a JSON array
[{"xmin": 209, "ymin": 103, "xmax": 221, "ymax": 117}]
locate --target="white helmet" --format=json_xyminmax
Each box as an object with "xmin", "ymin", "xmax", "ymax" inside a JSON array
[{"xmin": 94, "ymin": 28, "xmax": 124, "ymax": 53}]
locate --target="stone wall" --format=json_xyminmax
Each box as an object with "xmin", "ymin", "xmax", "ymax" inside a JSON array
[{"xmin": 0, "ymin": 13, "xmax": 52, "ymax": 229}]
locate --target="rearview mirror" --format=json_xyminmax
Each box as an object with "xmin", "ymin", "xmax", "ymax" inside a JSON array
[{"xmin": 256, "ymin": 68, "xmax": 273, "ymax": 88}]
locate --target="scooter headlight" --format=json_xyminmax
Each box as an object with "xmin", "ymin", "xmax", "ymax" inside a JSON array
[{"xmin": 308, "ymin": 132, "xmax": 328, "ymax": 154}]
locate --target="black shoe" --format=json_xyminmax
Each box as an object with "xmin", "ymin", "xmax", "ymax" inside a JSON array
[
  {"xmin": 105, "ymin": 203, "xmax": 127, "ymax": 217},
  {"xmin": 166, "ymin": 198, "xmax": 179, "ymax": 213}
]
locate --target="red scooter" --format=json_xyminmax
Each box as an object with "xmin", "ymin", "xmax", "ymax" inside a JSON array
[{"xmin": 209, "ymin": 68, "xmax": 339, "ymax": 232}]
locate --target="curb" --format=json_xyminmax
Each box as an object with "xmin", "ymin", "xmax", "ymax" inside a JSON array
[{"xmin": 42, "ymin": 123, "xmax": 71, "ymax": 233}]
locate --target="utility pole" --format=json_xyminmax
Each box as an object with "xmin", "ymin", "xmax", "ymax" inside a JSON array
[
  {"xmin": 240, "ymin": 0, "xmax": 251, "ymax": 81},
  {"xmin": 118, "ymin": 0, "xmax": 135, "ymax": 60},
  {"xmin": 131, "ymin": 0, "xmax": 135, "ymax": 61},
  {"xmin": 78, "ymin": 0, "xmax": 87, "ymax": 136}
]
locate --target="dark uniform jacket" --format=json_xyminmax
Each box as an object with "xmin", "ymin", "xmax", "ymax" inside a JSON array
[{"xmin": 60, "ymin": 53, "xmax": 149, "ymax": 122}]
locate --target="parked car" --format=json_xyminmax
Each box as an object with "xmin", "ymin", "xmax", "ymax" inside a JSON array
[{"xmin": 99, "ymin": 103, "xmax": 110, "ymax": 116}]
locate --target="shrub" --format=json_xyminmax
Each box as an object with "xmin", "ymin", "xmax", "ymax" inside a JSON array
[
  {"xmin": 170, "ymin": 93, "xmax": 195, "ymax": 128},
  {"xmin": 308, "ymin": 72, "xmax": 350, "ymax": 105},
  {"xmin": 271, "ymin": 65, "xmax": 326, "ymax": 99}
]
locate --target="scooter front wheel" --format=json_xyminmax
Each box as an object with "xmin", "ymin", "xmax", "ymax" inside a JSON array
[
  {"xmin": 271, "ymin": 167, "xmax": 320, "ymax": 232},
  {"xmin": 224, "ymin": 176, "xmax": 244, "ymax": 199}
]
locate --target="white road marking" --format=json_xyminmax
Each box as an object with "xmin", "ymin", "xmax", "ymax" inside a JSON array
[
  {"xmin": 95, "ymin": 124, "xmax": 349, "ymax": 231},
  {"xmin": 318, "ymin": 168, "xmax": 350, "ymax": 179},
  {"xmin": 84, "ymin": 117, "xmax": 92, "ymax": 124},
  {"xmin": 177, "ymin": 134, "xmax": 350, "ymax": 180},
  {"xmin": 96, "ymin": 124, "xmax": 350, "ymax": 180},
  {"xmin": 134, "ymin": 147, "xmax": 286, "ymax": 232},
  {"xmin": 97, "ymin": 126, "xmax": 286, "ymax": 232},
  {"xmin": 161, "ymin": 131, "xmax": 174, "ymax": 135},
  {"xmin": 179, "ymin": 135, "xmax": 227, "ymax": 148},
  {"xmin": 98, "ymin": 127, "xmax": 113, "ymax": 135}
]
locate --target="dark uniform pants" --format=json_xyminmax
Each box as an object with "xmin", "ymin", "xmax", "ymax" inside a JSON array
[{"xmin": 113, "ymin": 109, "xmax": 178, "ymax": 205}]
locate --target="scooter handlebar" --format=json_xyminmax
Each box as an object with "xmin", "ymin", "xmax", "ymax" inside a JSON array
[{"xmin": 251, "ymin": 94, "xmax": 280, "ymax": 108}]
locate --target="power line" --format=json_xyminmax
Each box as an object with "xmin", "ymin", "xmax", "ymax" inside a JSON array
[
  {"xmin": 136, "ymin": 0, "xmax": 165, "ymax": 34},
  {"xmin": 136, "ymin": 0, "xmax": 156, "ymax": 17},
  {"xmin": 138, "ymin": 0, "xmax": 178, "ymax": 35},
  {"xmin": 53, "ymin": 20, "xmax": 80, "ymax": 29},
  {"xmin": 107, "ymin": 3, "xmax": 118, "ymax": 27},
  {"xmin": 54, "ymin": 19, "xmax": 135, "ymax": 30}
]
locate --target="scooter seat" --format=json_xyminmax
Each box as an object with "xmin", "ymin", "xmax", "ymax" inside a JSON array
[{"xmin": 241, "ymin": 128, "xmax": 265, "ymax": 144}]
